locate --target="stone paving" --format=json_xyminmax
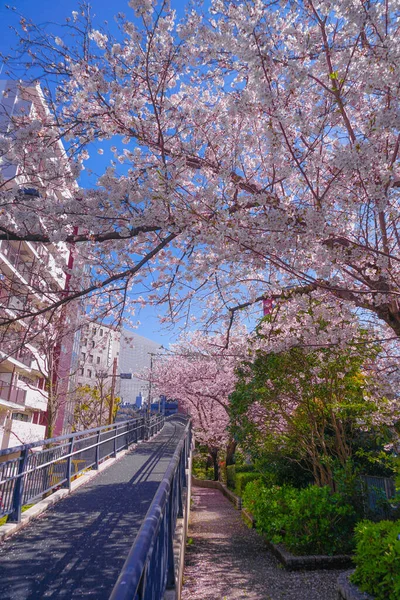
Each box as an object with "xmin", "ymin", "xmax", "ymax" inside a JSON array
[
  {"xmin": 182, "ymin": 486, "xmax": 349, "ymax": 600},
  {"xmin": 0, "ymin": 418, "xmax": 187, "ymax": 600}
]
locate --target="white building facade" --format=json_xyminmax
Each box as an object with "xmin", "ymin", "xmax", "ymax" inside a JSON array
[
  {"xmin": 0, "ymin": 80, "xmax": 78, "ymax": 447},
  {"xmin": 119, "ymin": 329, "xmax": 161, "ymax": 406},
  {"xmin": 76, "ymin": 322, "xmax": 120, "ymax": 389}
]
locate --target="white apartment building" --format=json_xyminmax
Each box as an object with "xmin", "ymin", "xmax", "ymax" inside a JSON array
[
  {"xmin": 76, "ymin": 322, "xmax": 120, "ymax": 391},
  {"xmin": 0, "ymin": 80, "xmax": 78, "ymax": 448},
  {"xmin": 119, "ymin": 329, "xmax": 161, "ymax": 406}
]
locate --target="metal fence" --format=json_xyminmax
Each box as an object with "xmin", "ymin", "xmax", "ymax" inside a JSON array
[
  {"xmin": 0, "ymin": 415, "xmax": 164, "ymax": 522},
  {"xmin": 361, "ymin": 475, "xmax": 396, "ymax": 517},
  {"xmin": 109, "ymin": 416, "xmax": 192, "ymax": 600}
]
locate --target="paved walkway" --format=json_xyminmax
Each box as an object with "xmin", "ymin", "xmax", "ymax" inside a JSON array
[
  {"xmin": 0, "ymin": 418, "xmax": 187, "ymax": 600},
  {"xmin": 182, "ymin": 486, "xmax": 348, "ymax": 600}
]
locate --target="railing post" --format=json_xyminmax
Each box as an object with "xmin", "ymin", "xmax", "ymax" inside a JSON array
[
  {"xmin": 113, "ymin": 424, "xmax": 117, "ymax": 458},
  {"xmin": 62, "ymin": 436, "xmax": 74, "ymax": 491},
  {"xmin": 95, "ymin": 430, "xmax": 102, "ymax": 469},
  {"xmin": 177, "ymin": 454, "xmax": 184, "ymax": 518},
  {"xmin": 7, "ymin": 446, "xmax": 29, "ymax": 523},
  {"xmin": 165, "ymin": 480, "xmax": 176, "ymax": 591}
]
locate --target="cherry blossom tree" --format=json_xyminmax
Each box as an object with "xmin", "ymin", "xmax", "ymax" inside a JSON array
[
  {"xmin": 1, "ymin": 0, "xmax": 400, "ymax": 348},
  {"xmin": 148, "ymin": 330, "xmax": 245, "ymax": 478},
  {"xmin": 230, "ymin": 298, "xmax": 400, "ymax": 488}
]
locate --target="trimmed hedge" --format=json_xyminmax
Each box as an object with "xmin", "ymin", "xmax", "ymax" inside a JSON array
[
  {"xmin": 226, "ymin": 464, "xmax": 259, "ymax": 496},
  {"xmin": 235, "ymin": 464, "xmax": 256, "ymax": 473},
  {"xmin": 235, "ymin": 472, "xmax": 260, "ymax": 496},
  {"xmin": 243, "ymin": 480, "xmax": 357, "ymax": 556},
  {"xmin": 351, "ymin": 519, "xmax": 400, "ymax": 600}
]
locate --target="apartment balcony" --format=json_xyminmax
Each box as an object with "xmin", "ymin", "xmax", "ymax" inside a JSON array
[
  {"xmin": 0, "ymin": 381, "xmax": 26, "ymax": 408},
  {"xmin": 24, "ymin": 386, "xmax": 48, "ymax": 412},
  {"xmin": 10, "ymin": 347, "xmax": 33, "ymax": 368},
  {"xmin": 0, "ymin": 344, "xmax": 33, "ymax": 371},
  {"xmin": 8, "ymin": 419, "xmax": 46, "ymax": 447},
  {"xmin": 0, "ymin": 239, "xmax": 65, "ymax": 296}
]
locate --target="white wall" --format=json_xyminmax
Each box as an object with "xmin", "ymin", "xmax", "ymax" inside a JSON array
[{"xmin": 119, "ymin": 330, "xmax": 161, "ymax": 404}]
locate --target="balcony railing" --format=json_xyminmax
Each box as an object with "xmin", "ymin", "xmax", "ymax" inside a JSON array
[
  {"xmin": 12, "ymin": 348, "xmax": 33, "ymax": 367},
  {"xmin": 0, "ymin": 381, "xmax": 26, "ymax": 406},
  {"xmin": 0, "ymin": 344, "xmax": 33, "ymax": 368}
]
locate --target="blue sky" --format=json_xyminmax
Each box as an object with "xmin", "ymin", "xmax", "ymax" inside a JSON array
[{"xmin": 0, "ymin": 0, "xmax": 193, "ymax": 346}]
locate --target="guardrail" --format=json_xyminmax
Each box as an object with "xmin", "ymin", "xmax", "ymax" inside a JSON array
[
  {"xmin": 0, "ymin": 414, "xmax": 164, "ymax": 523},
  {"xmin": 109, "ymin": 416, "xmax": 192, "ymax": 600}
]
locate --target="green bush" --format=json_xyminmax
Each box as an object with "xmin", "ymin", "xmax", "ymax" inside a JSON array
[
  {"xmin": 243, "ymin": 481, "xmax": 357, "ymax": 555},
  {"xmin": 235, "ymin": 472, "xmax": 260, "ymax": 496},
  {"xmin": 242, "ymin": 481, "xmax": 296, "ymax": 544},
  {"xmin": 235, "ymin": 464, "xmax": 255, "ymax": 473},
  {"xmin": 254, "ymin": 454, "xmax": 313, "ymax": 489},
  {"xmin": 351, "ymin": 520, "xmax": 400, "ymax": 600},
  {"xmin": 284, "ymin": 485, "xmax": 357, "ymax": 555}
]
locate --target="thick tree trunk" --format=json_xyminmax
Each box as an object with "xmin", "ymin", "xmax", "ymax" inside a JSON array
[
  {"xmin": 209, "ymin": 447, "xmax": 219, "ymax": 481},
  {"xmin": 226, "ymin": 439, "xmax": 237, "ymax": 466}
]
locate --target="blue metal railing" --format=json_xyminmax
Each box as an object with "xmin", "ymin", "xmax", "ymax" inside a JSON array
[
  {"xmin": 109, "ymin": 416, "xmax": 192, "ymax": 600},
  {"xmin": 0, "ymin": 414, "xmax": 165, "ymax": 523}
]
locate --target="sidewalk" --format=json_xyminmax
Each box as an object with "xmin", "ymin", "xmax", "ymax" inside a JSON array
[
  {"xmin": 182, "ymin": 486, "xmax": 347, "ymax": 600},
  {"xmin": 0, "ymin": 418, "xmax": 187, "ymax": 600}
]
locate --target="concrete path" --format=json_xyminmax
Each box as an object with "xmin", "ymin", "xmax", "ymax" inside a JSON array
[
  {"xmin": 182, "ymin": 486, "xmax": 348, "ymax": 600},
  {"xmin": 0, "ymin": 418, "xmax": 187, "ymax": 600}
]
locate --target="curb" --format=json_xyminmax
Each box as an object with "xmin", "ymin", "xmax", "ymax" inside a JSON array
[
  {"xmin": 241, "ymin": 508, "xmax": 256, "ymax": 528},
  {"xmin": 337, "ymin": 571, "xmax": 374, "ymax": 600},
  {"xmin": 264, "ymin": 538, "xmax": 353, "ymax": 571}
]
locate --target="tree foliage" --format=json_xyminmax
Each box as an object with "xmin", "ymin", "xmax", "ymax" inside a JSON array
[
  {"xmin": 230, "ymin": 322, "xmax": 394, "ymax": 488},
  {"xmin": 73, "ymin": 382, "xmax": 120, "ymax": 430},
  {"xmin": 1, "ymin": 0, "xmax": 400, "ymax": 345}
]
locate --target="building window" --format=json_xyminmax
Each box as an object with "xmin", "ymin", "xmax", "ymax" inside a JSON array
[
  {"xmin": 80, "ymin": 368, "xmax": 84, "ymax": 376},
  {"xmin": 91, "ymin": 341, "xmax": 95, "ymax": 348},
  {"xmin": 89, "ymin": 355, "xmax": 93, "ymax": 364},
  {"xmin": 93, "ymin": 328, "xmax": 97, "ymax": 335},
  {"xmin": 100, "ymin": 329, "xmax": 103, "ymax": 336},
  {"xmin": 81, "ymin": 352, "xmax": 86, "ymax": 361},
  {"xmin": 82, "ymin": 338, "xmax": 88, "ymax": 346},
  {"xmin": 87, "ymin": 369, "xmax": 92, "ymax": 378},
  {"xmin": 12, "ymin": 412, "xmax": 29, "ymax": 422},
  {"xmin": 96, "ymin": 356, "xmax": 100, "ymax": 364},
  {"xmin": 32, "ymin": 411, "xmax": 41, "ymax": 424}
]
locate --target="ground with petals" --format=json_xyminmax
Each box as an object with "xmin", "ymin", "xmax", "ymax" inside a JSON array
[{"xmin": 182, "ymin": 486, "xmax": 347, "ymax": 600}]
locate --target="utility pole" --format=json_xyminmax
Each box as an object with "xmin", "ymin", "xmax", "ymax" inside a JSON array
[
  {"xmin": 147, "ymin": 353, "xmax": 153, "ymax": 423},
  {"xmin": 108, "ymin": 357, "xmax": 118, "ymax": 425}
]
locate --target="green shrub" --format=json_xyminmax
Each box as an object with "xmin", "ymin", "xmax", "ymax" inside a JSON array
[
  {"xmin": 283, "ymin": 485, "xmax": 357, "ymax": 555},
  {"xmin": 235, "ymin": 464, "xmax": 255, "ymax": 473},
  {"xmin": 242, "ymin": 481, "xmax": 296, "ymax": 544},
  {"xmin": 226, "ymin": 465, "xmax": 236, "ymax": 490},
  {"xmin": 351, "ymin": 520, "xmax": 400, "ymax": 600},
  {"xmin": 254, "ymin": 454, "xmax": 313, "ymax": 489},
  {"xmin": 235, "ymin": 472, "xmax": 260, "ymax": 496},
  {"xmin": 243, "ymin": 481, "xmax": 356, "ymax": 555}
]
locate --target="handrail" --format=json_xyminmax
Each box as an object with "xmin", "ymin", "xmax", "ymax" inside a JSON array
[
  {"xmin": 109, "ymin": 417, "xmax": 192, "ymax": 600},
  {"xmin": 0, "ymin": 417, "xmax": 142, "ymax": 457},
  {"xmin": 0, "ymin": 414, "xmax": 165, "ymax": 523}
]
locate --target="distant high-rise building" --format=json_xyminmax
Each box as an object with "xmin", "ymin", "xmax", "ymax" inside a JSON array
[{"xmin": 119, "ymin": 330, "xmax": 161, "ymax": 405}]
